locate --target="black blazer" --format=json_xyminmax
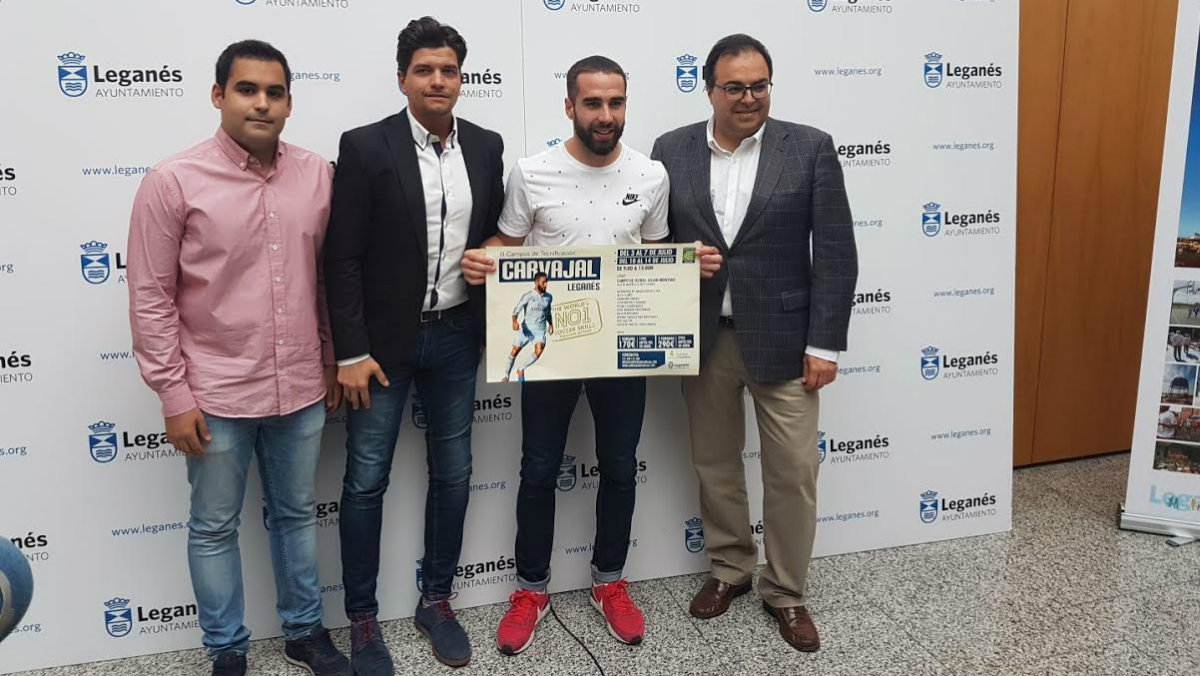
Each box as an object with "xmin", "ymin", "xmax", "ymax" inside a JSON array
[
  {"xmin": 652, "ymin": 119, "xmax": 857, "ymax": 382},
  {"xmin": 324, "ymin": 110, "xmax": 504, "ymax": 372}
]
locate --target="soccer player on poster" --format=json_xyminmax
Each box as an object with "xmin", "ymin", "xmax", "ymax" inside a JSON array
[{"xmin": 504, "ymin": 272, "xmax": 554, "ymax": 381}]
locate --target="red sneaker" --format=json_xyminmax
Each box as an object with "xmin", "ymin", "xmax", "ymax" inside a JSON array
[
  {"xmin": 590, "ymin": 579, "xmax": 645, "ymax": 645},
  {"xmin": 496, "ymin": 589, "xmax": 550, "ymax": 655}
]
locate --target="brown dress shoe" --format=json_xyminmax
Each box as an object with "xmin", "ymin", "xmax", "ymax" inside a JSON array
[
  {"xmin": 688, "ymin": 577, "xmax": 752, "ymax": 619},
  {"xmin": 762, "ymin": 602, "xmax": 820, "ymax": 652}
]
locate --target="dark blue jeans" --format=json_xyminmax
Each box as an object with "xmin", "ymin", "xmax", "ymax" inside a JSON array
[
  {"xmin": 515, "ymin": 377, "xmax": 646, "ymax": 587},
  {"xmin": 340, "ymin": 310, "xmax": 480, "ymax": 612}
]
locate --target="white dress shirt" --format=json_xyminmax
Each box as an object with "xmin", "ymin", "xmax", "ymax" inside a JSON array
[
  {"xmin": 411, "ymin": 112, "xmax": 473, "ymax": 312},
  {"xmin": 707, "ymin": 117, "xmax": 838, "ymax": 363},
  {"xmin": 337, "ymin": 111, "xmax": 474, "ymax": 367}
]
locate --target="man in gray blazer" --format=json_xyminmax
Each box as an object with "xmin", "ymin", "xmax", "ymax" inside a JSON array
[{"xmin": 651, "ymin": 33, "xmax": 857, "ymax": 652}]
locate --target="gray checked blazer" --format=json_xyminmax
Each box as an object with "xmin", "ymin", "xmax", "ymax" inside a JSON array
[{"xmin": 651, "ymin": 118, "xmax": 858, "ymax": 382}]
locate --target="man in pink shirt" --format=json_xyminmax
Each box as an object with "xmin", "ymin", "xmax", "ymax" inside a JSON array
[{"xmin": 127, "ymin": 40, "xmax": 350, "ymax": 676}]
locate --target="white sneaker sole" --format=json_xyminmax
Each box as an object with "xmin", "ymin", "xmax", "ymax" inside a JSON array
[
  {"xmin": 496, "ymin": 602, "xmax": 550, "ymax": 655},
  {"xmin": 282, "ymin": 652, "xmax": 317, "ymax": 675},
  {"xmin": 589, "ymin": 593, "xmax": 644, "ymax": 646}
]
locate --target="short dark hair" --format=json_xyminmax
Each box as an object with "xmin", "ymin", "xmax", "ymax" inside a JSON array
[
  {"xmin": 396, "ymin": 16, "xmax": 468, "ymax": 74},
  {"xmin": 565, "ymin": 55, "xmax": 626, "ymax": 101},
  {"xmin": 534, "ymin": 272, "xmax": 549, "ymax": 282},
  {"xmin": 215, "ymin": 39, "xmax": 292, "ymax": 93},
  {"xmin": 702, "ymin": 34, "xmax": 773, "ymax": 90}
]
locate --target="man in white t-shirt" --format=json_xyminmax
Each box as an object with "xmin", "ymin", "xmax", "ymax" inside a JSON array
[{"xmin": 463, "ymin": 55, "xmax": 721, "ymax": 656}]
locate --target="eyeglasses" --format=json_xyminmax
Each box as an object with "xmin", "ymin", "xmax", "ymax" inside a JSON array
[{"xmin": 712, "ymin": 81, "xmax": 772, "ymax": 100}]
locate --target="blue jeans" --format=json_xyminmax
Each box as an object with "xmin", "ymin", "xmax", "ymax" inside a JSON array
[
  {"xmin": 340, "ymin": 310, "xmax": 480, "ymax": 612},
  {"xmin": 186, "ymin": 400, "xmax": 326, "ymax": 659},
  {"xmin": 515, "ymin": 377, "xmax": 646, "ymax": 588}
]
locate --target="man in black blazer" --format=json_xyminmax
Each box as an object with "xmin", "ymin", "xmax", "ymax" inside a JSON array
[
  {"xmin": 324, "ymin": 16, "xmax": 504, "ymax": 672},
  {"xmin": 651, "ymin": 34, "xmax": 857, "ymax": 653}
]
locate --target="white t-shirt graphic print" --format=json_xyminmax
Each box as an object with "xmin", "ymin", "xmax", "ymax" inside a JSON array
[{"xmin": 498, "ymin": 143, "xmax": 670, "ymax": 245}]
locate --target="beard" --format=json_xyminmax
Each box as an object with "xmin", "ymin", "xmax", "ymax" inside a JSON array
[{"xmin": 573, "ymin": 118, "xmax": 624, "ymax": 156}]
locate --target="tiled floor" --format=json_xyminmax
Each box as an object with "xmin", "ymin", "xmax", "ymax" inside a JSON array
[{"xmin": 13, "ymin": 452, "xmax": 1200, "ymax": 676}]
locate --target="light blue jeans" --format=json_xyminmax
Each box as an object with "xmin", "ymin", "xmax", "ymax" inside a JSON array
[{"xmin": 186, "ymin": 400, "xmax": 325, "ymax": 658}]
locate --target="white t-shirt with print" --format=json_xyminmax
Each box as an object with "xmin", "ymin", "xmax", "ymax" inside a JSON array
[{"xmin": 498, "ymin": 143, "xmax": 670, "ymax": 246}]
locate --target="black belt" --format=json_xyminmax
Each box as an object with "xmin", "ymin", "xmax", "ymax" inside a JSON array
[
  {"xmin": 718, "ymin": 316, "xmax": 736, "ymax": 328},
  {"xmin": 420, "ymin": 303, "xmax": 469, "ymax": 323}
]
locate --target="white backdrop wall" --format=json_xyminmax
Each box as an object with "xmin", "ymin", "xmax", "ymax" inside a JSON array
[{"xmin": 0, "ymin": 1, "xmax": 1017, "ymax": 672}]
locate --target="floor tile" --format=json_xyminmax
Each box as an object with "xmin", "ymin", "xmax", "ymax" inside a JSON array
[
  {"xmin": 697, "ymin": 602, "xmax": 952, "ymax": 676},
  {"xmin": 546, "ymin": 581, "xmax": 718, "ymax": 676},
  {"xmin": 15, "ymin": 452, "xmax": 1200, "ymax": 676},
  {"xmin": 1021, "ymin": 454, "xmax": 1131, "ymax": 519},
  {"xmin": 988, "ymin": 641, "xmax": 1186, "ymax": 676},
  {"xmin": 894, "ymin": 585, "xmax": 1186, "ymax": 674},
  {"xmin": 658, "ymin": 556, "xmax": 852, "ymax": 618},
  {"xmin": 385, "ymin": 599, "xmax": 601, "ymax": 676}
]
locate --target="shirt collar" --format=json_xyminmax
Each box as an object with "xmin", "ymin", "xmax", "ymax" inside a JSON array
[
  {"xmin": 408, "ymin": 110, "xmax": 458, "ymax": 151},
  {"xmin": 706, "ymin": 116, "xmax": 766, "ymax": 156},
  {"xmin": 214, "ymin": 126, "xmax": 287, "ymax": 171}
]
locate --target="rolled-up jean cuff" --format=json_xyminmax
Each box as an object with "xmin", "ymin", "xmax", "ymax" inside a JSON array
[
  {"xmin": 208, "ymin": 646, "xmax": 247, "ymax": 661},
  {"xmin": 591, "ymin": 564, "xmax": 622, "ymax": 585},
  {"xmin": 517, "ymin": 573, "xmax": 550, "ymax": 592},
  {"xmin": 283, "ymin": 620, "xmax": 322, "ymax": 641}
]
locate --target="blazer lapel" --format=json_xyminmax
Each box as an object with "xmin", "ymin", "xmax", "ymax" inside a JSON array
[
  {"xmin": 685, "ymin": 126, "xmax": 727, "ymax": 250},
  {"xmin": 458, "ymin": 123, "xmax": 485, "ymax": 245},
  {"xmin": 383, "ymin": 110, "xmax": 428, "ymax": 255},
  {"xmin": 732, "ymin": 120, "xmax": 786, "ymax": 249}
]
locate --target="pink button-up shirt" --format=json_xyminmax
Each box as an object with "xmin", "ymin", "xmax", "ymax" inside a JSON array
[{"xmin": 128, "ymin": 128, "xmax": 335, "ymax": 419}]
